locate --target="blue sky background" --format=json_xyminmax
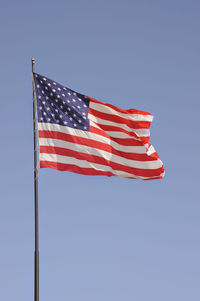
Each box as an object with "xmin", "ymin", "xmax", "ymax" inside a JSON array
[{"xmin": 0, "ymin": 0, "xmax": 200, "ymax": 300}]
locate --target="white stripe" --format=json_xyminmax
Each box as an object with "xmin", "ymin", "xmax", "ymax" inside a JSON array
[
  {"xmin": 106, "ymin": 130, "xmax": 150, "ymax": 138},
  {"xmin": 39, "ymin": 138, "xmax": 163, "ymax": 169},
  {"xmin": 40, "ymin": 153, "xmax": 160, "ymax": 180},
  {"xmin": 90, "ymin": 121, "xmax": 141, "ymax": 141},
  {"xmin": 38, "ymin": 123, "xmax": 147, "ymax": 154},
  {"xmin": 88, "ymin": 114, "xmax": 150, "ymax": 137},
  {"xmin": 90, "ymin": 101, "xmax": 154, "ymax": 122},
  {"xmin": 105, "ymin": 131, "xmax": 137, "ymax": 139},
  {"xmin": 147, "ymin": 145, "xmax": 156, "ymax": 156}
]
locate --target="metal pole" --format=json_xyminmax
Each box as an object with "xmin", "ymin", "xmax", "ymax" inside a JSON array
[{"xmin": 32, "ymin": 58, "xmax": 39, "ymax": 301}]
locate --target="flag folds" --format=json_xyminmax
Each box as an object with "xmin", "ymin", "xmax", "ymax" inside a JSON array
[{"xmin": 34, "ymin": 73, "xmax": 164, "ymax": 180}]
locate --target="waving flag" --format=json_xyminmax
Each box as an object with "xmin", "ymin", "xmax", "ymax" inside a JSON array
[{"xmin": 33, "ymin": 73, "xmax": 164, "ymax": 180}]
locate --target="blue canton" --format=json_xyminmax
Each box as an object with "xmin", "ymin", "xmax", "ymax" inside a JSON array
[{"xmin": 34, "ymin": 73, "xmax": 90, "ymax": 131}]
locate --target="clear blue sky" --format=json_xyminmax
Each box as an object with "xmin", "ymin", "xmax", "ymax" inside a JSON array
[{"xmin": 0, "ymin": 0, "xmax": 200, "ymax": 300}]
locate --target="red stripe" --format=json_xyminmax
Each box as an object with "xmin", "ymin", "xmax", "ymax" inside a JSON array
[
  {"xmin": 144, "ymin": 176, "xmax": 163, "ymax": 181},
  {"xmin": 89, "ymin": 97, "xmax": 152, "ymax": 116},
  {"xmin": 39, "ymin": 130, "xmax": 157, "ymax": 161},
  {"xmin": 40, "ymin": 161, "xmax": 114, "ymax": 177},
  {"xmin": 90, "ymin": 125, "xmax": 150, "ymax": 145},
  {"xmin": 40, "ymin": 146, "xmax": 164, "ymax": 177},
  {"xmin": 40, "ymin": 161, "xmax": 162, "ymax": 180},
  {"xmin": 91, "ymin": 123, "xmax": 147, "ymax": 136},
  {"xmin": 89, "ymin": 107, "xmax": 151, "ymax": 130},
  {"xmin": 90, "ymin": 126, "xmax": 143, "ymax": 146}
]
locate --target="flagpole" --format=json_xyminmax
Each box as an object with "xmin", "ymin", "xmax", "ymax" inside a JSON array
[{"xmin": 32, "ymin": 58, "xmax": 39, "ymax": 301}]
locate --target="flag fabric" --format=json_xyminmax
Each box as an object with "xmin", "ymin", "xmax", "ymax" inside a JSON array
[{"xmin": 33, "ymin": 73, "xmax": 164, "ymax": 180}]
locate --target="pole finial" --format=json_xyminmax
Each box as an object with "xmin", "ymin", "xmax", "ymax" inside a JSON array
[{"xmin": 32, "ymin": 58, "xmax": 35, "ymax": 73}]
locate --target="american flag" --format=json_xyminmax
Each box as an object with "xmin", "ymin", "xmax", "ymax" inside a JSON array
[{"xmin": 34, "ymin": 73, "xmax": 164, "ymax": 180}]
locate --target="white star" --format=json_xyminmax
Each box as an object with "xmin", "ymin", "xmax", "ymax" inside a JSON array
[
  {"xmin": 59, "ymin": 115, "xmax": 63, "ymax": 118},
  {"xmin": 51, "ymin": 103, "xmax": 54, "ymax": 106},
  {"xmin": 69, "ymin": 117, "xmax": 72, "ymax": 121},
  {"xmin": 73, "ymin": 92, "xmax": 76, "ymax": 96},
  {"xmin": 55, "ymin": 99, "xmax": 58, "ymax": 102},
  {"xmin": 38, "ymin": 95, "xmax": 41, "ymax": 99},
  {"xmin": 67, "ymin": 108, "xmax": 71, "ymax": 111},
  {"xmin": 39, "ymin": 106, "xmax": 42, "ymax": 110},
  {"xmin": 40, "ymin": 117, "xmax": 43, "ymax": 121},
  {"xmin": 37, "ymin": 84, "xmax": 40, "ymax": 88},
  {"xmin": 84, "ymin": 126, "xmax": 87, "ymax": 129},
  {"xmin": 64, "ymin": 121, "xmax": 67, "ymax": 124},
  {"xmin": 47, "ymin": 118, "xmax": 51, "ymax": 121},
  {"xmin": 46, "ymin": 96, "xmax": 49, "ymax": 100},
  {"xmin": 62, "ymin": 101, "xmax": 65, "ymax": 104},
  {"xmin": 42, "ymin": 101, "xmax": 46, "ymax": 104},
  {"xmin": 67, "ymin": 92, "xmax": 71, "ymax": 95},
  {"xmin": 45, "ymin": 86, "xmax": 48, "ymax": 90},
  {"xmin": 72, "ymin": 99, "xmax": 76, "ymax": 102},
  {"xmin": 65, "ymin": 111, "xmax": 68, "ymax": 114},
  {"xmin": 62, "ymin": 94, "xmax": 65, "ymax": 97},
  {"xmin": 35, "ymin": 74, "xmax": 38, "ymax": 78},
  {"xmin": 67, "ymin": 100, "xmax": 70, "ymax": 103},
  {"xmin": 82, "ymin": 112, "xmax": 86, "ymax": 115},
  {"xmin": 78, "ymin": 98, "xmax": 82, "ymax": 101},
  {"xmin": 74, "ymin": 123, "xmax": 77, "ymax": 127},
  {"xmin": 83, "ymin": 116, "xmax": 86, "ymax": 119},
  {"xmin": 78, "ymin": 120, "xmax": 82, "ymax": 123},
  {"xmin": 50, "ymin": 93, "xmax": 53, "ymax": 96},
  {"xmin": 43, "ymin": 112, "xmax": 47, "ymax": 115},
  {"xmin": 77, "ymin": 106, "xmax": 81, "ymax": 109},
  {"xmin": 43, "ymin": 78, "xmax": 47, "ymax": 81},
  {"xmin": 42, "ymin": 91, "xmax": 44, "ymax": 94},
  {"xmin": 51, "ymin": 113, "xmax": 55, "ymax": 117},
  {"xmin": 57, "ymin": 87, "xmax": 61, "ymax": 91},
  {"xmin": 52, "ymin": 89, "xmax": 56, "ymax": 92},
  {"xmin": 83, "ymin": 104, "xmax": 87, "ymax": 108},
  {"xmin": 48, "ymin": 83, "xmax": 51, "ymax": 86},
  {"xmin": 57, "ymin": 95, "xmax": 60, "ymax": 98},
  {"xmin": 40, "ymin": 80, "xmax": 43, "ymax": 84},
  {"xmin": 55, "ymin": 109, "xmax": 58, "ymax": 112},
  {"xmin": 47, "ymin": 107, "xmax": 50, "ymax": 111},
  {"xmin": 60, "ymin": 105, "xmax": 63, "ymax": 109},
  {"xmin": 56, "ymin": 120, "xmax": 59, "ymax": 123},
  {"xmin": 53, "ymin": 82, "xmax": 57, "ymax": 85},
  {"xmin": 73, "ymin": 114, "xmax": 76, "ymax": 117}
]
